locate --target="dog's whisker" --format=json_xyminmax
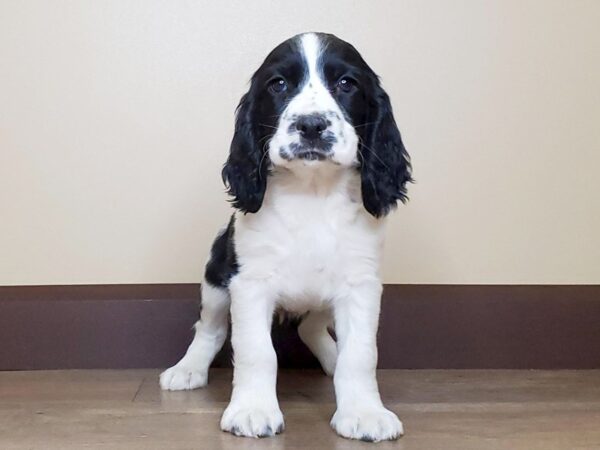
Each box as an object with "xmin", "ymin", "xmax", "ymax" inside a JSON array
[
  {"xmin": 358, "ymin": 138, "xmax": 391, "ymax": 170},
  {"xmin": 258, "ymin": 137, "xmax": 273, "ymax": 179},
  {"xmin": 258, "ymin": 123, "xmax": 278, "ymax": 130},
  {"xmin": 257, "ymin": 133, "xmax": 275, "ymax": 145},
  {"xmin": 352, "ymin": 121, "xmax": 378, "ymax": 128}
]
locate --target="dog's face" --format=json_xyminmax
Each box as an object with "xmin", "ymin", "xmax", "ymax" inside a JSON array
[
  {"xmin": 222, "ymin": 32, "xmax": 412, "ymax": 217},
  {"xmin": 267, "ymin": 33, "xmax": 361, "ymax": 168}
]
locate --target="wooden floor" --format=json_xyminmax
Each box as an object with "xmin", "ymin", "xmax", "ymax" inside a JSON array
[{"xmin": 1, "ymin": 369, "xmax": 600, "ymax": 449}]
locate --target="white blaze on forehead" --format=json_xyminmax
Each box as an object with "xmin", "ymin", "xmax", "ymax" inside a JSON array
[
  {"xmin": 293, "ymin": 33, "xmax": 337, "ymax": 112},
  {"xmin": 299, "ymin": 33, "xmax": 323, "ymax": 86}
]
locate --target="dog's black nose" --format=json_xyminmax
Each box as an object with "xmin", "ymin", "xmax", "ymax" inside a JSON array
[{"xmin": 295, "ymin": 114, "xmax": 328, "ymax": 140}]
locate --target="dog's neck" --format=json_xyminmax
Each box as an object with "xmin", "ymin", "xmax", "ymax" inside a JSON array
[{"xmin": 268, "ymin": 162, "xmax": 360, "ymax": 200}]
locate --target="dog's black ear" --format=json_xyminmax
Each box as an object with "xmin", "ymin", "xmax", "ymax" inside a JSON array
[
  {"xmin": 222, "ymin": 92, "xmax": 268, "ymax": 213},
  {"xmin": 360, "ymin": 82, "xmax": 413, "ymax": 218}
]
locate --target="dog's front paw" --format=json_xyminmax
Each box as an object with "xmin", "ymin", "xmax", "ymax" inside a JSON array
[
  {"xmin": 220, "ymin": 402, "xmax": 284, "ymax": 438},
  {"xmin": 159, "ymin": 364, "xmax": 208, "ymax": 391},
  {"xmin": 331, "ymin": 407, "xmax": 403, "ymax": 442}
]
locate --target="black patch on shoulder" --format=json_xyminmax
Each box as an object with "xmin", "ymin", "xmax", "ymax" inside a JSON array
[{"xmin": 204, "ymin": 215, "xmax": 238, "ymax": 288}]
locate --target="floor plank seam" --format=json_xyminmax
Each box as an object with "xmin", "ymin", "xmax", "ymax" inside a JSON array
[{"xmin": 131, "ymin": 377, "xmax": 145, "ymax": 403}]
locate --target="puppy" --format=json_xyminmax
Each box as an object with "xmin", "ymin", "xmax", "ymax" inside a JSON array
[{"xmin": 160, "ymin": 32, "xmax": 412, "ymax": 442}]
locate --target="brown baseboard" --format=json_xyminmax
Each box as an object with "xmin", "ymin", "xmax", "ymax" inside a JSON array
[{"xmin": 0, "ymin": 284, "xmax": 599, "ymax": 370}]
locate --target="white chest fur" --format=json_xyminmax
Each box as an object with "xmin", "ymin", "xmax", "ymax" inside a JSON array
[{"xmin": 232, "ymin": 164, "xmax": 385, "ymax": 312}]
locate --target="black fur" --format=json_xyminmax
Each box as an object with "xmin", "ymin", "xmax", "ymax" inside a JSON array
[
  {"xmin": 221, "ymin": 94, "xmax": 269, "ymax": 213},
  {"xmin": 221, "ymin": 38, "xmax": 305, "ymax": 213},
  {"xmin": 359, "ymin": 87, "xmax": 412, "ymax": 217},
  {"xmin": 318, "ymin": 33, "xmax": 412, "ymax": 217},
  {"xmin": 204, "ymin": 215, "xmax": 238, "ymax": 288}
]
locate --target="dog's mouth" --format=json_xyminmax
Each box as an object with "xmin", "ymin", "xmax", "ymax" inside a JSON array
[
  {"xmin": 279, "ymin": 143, "xmax": 334, "ymax": 163},
  {"xmin": 296, "ymin": 150, "xmax": 329, "ymax": 161}
]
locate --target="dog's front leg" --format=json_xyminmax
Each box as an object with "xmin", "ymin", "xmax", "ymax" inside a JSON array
[
  {"xmin": 331, "ymin": 281, "xmax": 403, "ymax": 442},
  {"xmin": 220, "ymin": 278, "xmax": 283, "ymax": 438}
]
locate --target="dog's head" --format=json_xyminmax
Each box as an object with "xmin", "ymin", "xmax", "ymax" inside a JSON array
[{"xmin": 222, "ymin": 32, "xmax": 412, "ymax": 217}]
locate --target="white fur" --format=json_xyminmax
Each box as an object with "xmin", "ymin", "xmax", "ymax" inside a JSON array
[
  {"xmin": 220, "ymin": 277, "xmax": 284, "ymax": 437},
  {"xmin": 160, "ymin": 32, "xmax": 402, "ymax": 442},
  {"xmin": 160, "ymin": 283, "xmax": 229, "ymax": 390},
  {"xmin": 297, "ymin": 309, "xmax": 337, "ymax": 376}
]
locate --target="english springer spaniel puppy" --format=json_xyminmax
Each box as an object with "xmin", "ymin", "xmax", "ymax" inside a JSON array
[{"xmin": 160, "ymin": 32, "xmax": 412, "ymax": 442}]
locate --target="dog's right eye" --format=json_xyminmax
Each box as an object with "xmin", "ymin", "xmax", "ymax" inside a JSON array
[{"xmin": 268, "ymin": 78, "xmax": 287, "ymax": 94}]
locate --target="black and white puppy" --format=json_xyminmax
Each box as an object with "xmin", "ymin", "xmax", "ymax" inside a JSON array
[{"xmin": 160, "ymin": 32, "xmax": 412, "ymax": 442}]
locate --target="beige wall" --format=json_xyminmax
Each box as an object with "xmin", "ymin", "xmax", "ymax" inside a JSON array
[{"xmin": 1, "ymin": 0, "xmax": 599, "ymax": 285}]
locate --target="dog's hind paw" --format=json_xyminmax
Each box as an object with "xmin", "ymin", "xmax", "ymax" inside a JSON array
[{"xmin": 159, "ymin": 365, "xmax": 208, "ymax": 391}]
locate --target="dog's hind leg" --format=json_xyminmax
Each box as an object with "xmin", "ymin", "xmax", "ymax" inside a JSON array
[
  {"xmin": 160, "ymin": 282, "xmax": 230, "ymax": 390},
  {"xmin": 160, "ymin": 217, "xmax": 237, "ymax": 391},
  {"xmin": 298, "ymin": 309, "xmax": 337, "ymax": 376}
]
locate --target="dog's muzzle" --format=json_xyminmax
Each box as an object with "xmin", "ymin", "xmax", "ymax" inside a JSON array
[{"xmin": 287, "ymin": 113, "xmax": 337, "ymax": 160}]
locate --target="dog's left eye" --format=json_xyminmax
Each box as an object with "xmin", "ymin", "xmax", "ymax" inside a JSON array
[
  {"xmin": 269, "ymin": 78, "xmax": 287, "ymax": 94},
  {"xmin": 336, "ymin": 77, "xmax": 357, "ymax": 94}
]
